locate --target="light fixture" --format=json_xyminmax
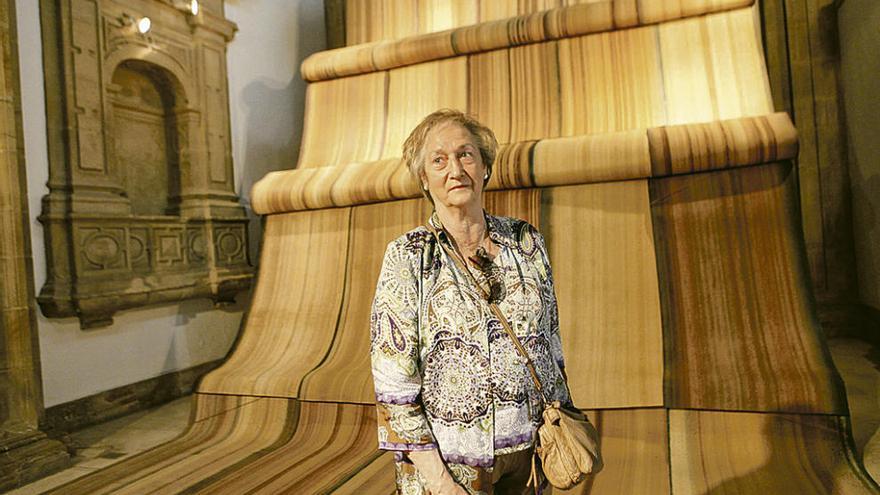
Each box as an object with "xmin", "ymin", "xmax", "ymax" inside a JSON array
[
  {"xmin": 136, "ymin": 16, "xmax": 152, "ymax": 34},
  {"xmin": 119, "ymin": 13, "xmax": 152, "ymax": 36},
  {"xmin": 173, "ymin": 0, "xmax": 199, "ymax": 15}
]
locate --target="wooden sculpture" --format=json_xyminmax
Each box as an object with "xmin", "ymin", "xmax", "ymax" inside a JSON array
[{"xmin": 48, "ymin": 1, "xmax": 878, "ymax": 493}]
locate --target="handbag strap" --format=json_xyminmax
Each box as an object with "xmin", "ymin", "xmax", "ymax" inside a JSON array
[{"xmin": 425, "ymin": 221, "xmax": 547, "ymax": 405}]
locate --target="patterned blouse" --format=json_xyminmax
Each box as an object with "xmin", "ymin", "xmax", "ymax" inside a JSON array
[{"xmin": 370, "ymin": 211, "xmax": 571, "ymax": 468}]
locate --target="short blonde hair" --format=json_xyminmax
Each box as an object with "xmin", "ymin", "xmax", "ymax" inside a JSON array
[{"xmin": 402, "ymin": 109, "xmax": 498, "ymax": 201}]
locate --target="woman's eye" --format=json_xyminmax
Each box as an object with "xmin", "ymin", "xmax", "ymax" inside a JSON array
[{"xmin": 459, "ymin": 151, "xmax": 473, "ymax": 160}]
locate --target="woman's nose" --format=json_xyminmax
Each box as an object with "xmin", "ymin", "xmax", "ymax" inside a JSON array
[{"xmin": 448, "ymin": 155, "xmax": 463, "ymax": 177}]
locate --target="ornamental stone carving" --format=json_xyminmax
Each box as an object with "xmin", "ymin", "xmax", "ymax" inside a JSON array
[{"xmin": 38, "ymin": 0, "xmax": 253, "ymax": 329}]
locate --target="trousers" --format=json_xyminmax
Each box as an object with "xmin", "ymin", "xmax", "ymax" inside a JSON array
[{"xmin": 395, "ymin": 447, "xmax": 545, "ymax": 495}]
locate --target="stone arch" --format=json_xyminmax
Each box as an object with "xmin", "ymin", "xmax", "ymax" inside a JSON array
[{"xmin": 106, "ymin": 57, "xmax": 191, "ymax": 216}]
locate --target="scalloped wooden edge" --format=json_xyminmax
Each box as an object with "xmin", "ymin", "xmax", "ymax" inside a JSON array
[
  {"xmin": 301, "ymin": 0, "xmax": 755, "ymax": 82},
  {"xmin": 251, "ymin": 112, "xmax": 797, "ymax": 215}
]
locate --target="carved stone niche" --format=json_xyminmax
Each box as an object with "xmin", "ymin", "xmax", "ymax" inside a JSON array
[{"xmin": 38, "ymin": 0, "xmax": 253, "ymax": 329}]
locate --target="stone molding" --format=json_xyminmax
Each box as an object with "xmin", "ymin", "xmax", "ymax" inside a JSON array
[{"xmin": 38, "ymin": 0, "xmax": 253, "ymax": 328}]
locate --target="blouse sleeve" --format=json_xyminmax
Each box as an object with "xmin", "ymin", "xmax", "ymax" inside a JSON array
[
  {"xmin": 370, "ymin": 240, "xmax": 437, "ymax": 452},
  {"xmin": 532, "ymin": 227, "xmax": 567, "ymax": 376}
]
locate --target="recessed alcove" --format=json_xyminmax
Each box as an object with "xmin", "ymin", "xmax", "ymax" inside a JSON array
[
  {"xmin": 37, "ymin": 0, "xmax": 253, "ymax": 328},
  {"xmin": 109, "ymin": 60, "xmax": 183, "ymax": 217}
]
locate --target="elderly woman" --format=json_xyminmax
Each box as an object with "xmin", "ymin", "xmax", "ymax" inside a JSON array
[{"xmin": 370, "ymin": 109, "xmax": 572, "ymax": 495}]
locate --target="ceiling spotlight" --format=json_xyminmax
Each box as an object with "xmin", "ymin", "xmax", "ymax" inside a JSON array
[{"xmin": 136, "ymin": 16, "xmax": 152, "ymax": 34}]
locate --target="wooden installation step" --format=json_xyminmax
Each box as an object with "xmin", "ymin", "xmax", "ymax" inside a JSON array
[
  {"xmin": 651, "ymin": 162, "xmax": 847, "ymax": 414},
  {"xmin": 253, "ymin": 113, "xmax": 797, "ymax": 215},
  {"xmin": 303, "ymin": 0, "xmax": 755, "ymax": 81}
]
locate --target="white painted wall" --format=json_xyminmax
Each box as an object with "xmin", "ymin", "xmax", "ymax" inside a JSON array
[
  {"xmin": 15, "ymin": 0, "xmax": 325, "ymax": 407},
  {"xmin": 225, "ymin": 0, "xmax": 326, "ymax": 259}
]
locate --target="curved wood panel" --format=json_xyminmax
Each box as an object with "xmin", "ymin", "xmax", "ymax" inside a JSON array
[
  {"xmin": 189, "ymin": 403, "xmax": 381, "ymax": 494},
  {"xmin": 532, "ymin": 129, "xmax": 650, "ymax": 185},
  {"xmin": 542, "ymin": 181, "xmax": 664, "ymax": 409},
  {"xmin": 299, "ymin": 199, "xmax": 431, "ymax": 403},
  {"xmin": 468, "ymin": 49, "xmax": 511, "ymax": 144},
  {"xmin": 483, "ymin": 188, "xmax": 543, "ymax": 227},
  {"xmin": 559, "ymin": 24, "xmax": 666, "ymax": 134},
  {"xmin": 330, "ymin": 453, "xmax": 396, "ymax": 494},
  {"xmin": 651, "ymin": 162, "xmax": 847, "ymax": 414},
  {"xmin": 557, "ymin": 408, "xmax": 671, "ymax": 495},
  {"xmin": 46, "ymin": 395, "xmax": 298, "ymax": 495},
  {"xmin": 251, "ymin": 114, "xmax": 794, "ymax": 215},
  {"xmin": 297, "ymin": 73, "xmax": 387, "ymax": 169},
  {"xmin": 307, "ymin": 0, "xmax": 754, "ymax": 81},
  {"xmin": 381, "ymin": 58, "xmax": 468, "ymax": 159},
  {"xmin": 648, "ymin": 113, "xmax": 799, "ymax": 176},
  {"xmin": 658, "ymin": 6, "xmax": 772, "ymax": 125},
  {"xmin": 669, "ymin": 409, "xmax": 879, "ymax": 494},
  {"xmin": 198, "ymin": 209, "xmax": 351, "ymax": 398},
  {"xmin": 300, "ymin": 7, "xmax": 779, "ymax": 173}
]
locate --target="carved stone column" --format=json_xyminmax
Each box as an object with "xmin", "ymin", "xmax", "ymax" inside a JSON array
[{"xmin": 0, "ymin": 0, "xmax": 70, "ymax": 489}]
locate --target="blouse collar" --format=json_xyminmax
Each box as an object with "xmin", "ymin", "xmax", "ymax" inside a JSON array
[{"xmin": 427, "ymin": 210, "xmax": 517, "ymax": 249}]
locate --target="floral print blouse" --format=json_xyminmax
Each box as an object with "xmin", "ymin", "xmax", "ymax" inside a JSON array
[{"xmin": 370, "ymin": 211, "xmax": 571, "ymax": 468}]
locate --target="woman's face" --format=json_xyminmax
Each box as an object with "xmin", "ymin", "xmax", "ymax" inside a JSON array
[{"xmin": 421, "ymin": 122, "xmax": 487, "ymax": 210}]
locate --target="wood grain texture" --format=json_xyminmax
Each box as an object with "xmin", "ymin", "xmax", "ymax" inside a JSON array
[
  {"xmin": 381, "ymin": 57, "xmax": 468, "ymax": 159},
  {"xmin": 532, "ymin": 129, "xmax": 651, "ymax": 185},
  {"xmin": 558, "ymin": 24, "xmax": 666, "ymax": 134},
  {"xmin": 650, "ymin": 162, "xmax": 847, "ymax": 414},
  {"xmin": 541, "ymin": 182, "xmax": 664, "ymax": 409},
  {"xmin": 468, "ymin": 49, "xmax": 511, "ymax": 144},
  {"xmin": 648, "ymin": 113, "xmax": 799, "ymax": 176},
  {"xmin": 307, "ymin": 0, "xmax": 755, "ymax": 81},
  {"xmin": 330, "ymin": 452, "xmax": 396, "ymax": 494},
  {"xmin": 556, "ymin": 408, "xmax": 671, "ymax": 495},
  {"xmin": 669, "ymin": 409, "xmax": 879, "ymax": 494},
  {"xmin": 250, "ymin": 115, "xmax": 795, "ymax": 215},
  {"xmin": 297, "ymin": 73, "xmax": 387, "ymax": 168},
  {"xmin": 299, "ymin": 199, "xmax": 431, "ymax": 403},
  {"xmin": 46, "ymin": 394, "xmax": 299, "ymax": 495},
  {"xmin": 658, "ymin": 5, "xmax": 773, "ymax": 125},
  {"xmin": 45, "ymin": 399, "xmax": 396, "ymax": 495},
  {"xmin": 509, "ymin": 42, "xmax": 561, "ymax": 141},
  {"xmin": 483, "ymin": 188, "xmax": 543, "ymax": 227},
  {"xmin": 198, "ymin": 209, "xmax": 351, "ymax": 398},
  {"xmin": 187, "ymin": 403, "xmax": 382, "ymax": 494}
]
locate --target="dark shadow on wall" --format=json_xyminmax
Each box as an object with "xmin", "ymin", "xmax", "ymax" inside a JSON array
[{"xmin": 227, "ymin": 0, "xmax": 327, "ymax": 267}]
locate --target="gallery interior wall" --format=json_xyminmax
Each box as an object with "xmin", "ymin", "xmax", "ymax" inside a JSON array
[
  {"xmin": 837, "ymin": 0, "xmax": 880, "ymax": 316},
  {"xmin": 14, "ymin": 0, "xmax": 325, "ymax": 409}
]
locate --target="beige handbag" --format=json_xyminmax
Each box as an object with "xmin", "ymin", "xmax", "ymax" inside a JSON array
[
  {"xmin": 484, "ymin": 296, "xmax": 603, "ymax": 491},
  {"xmin": 426, "ymin": 222, "xmax": 603, "ymax": 491}
]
